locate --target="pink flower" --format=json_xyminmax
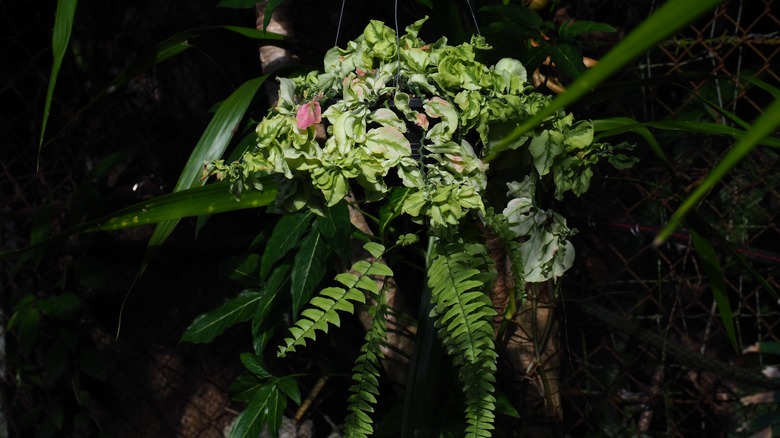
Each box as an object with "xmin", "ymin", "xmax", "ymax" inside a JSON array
[{"xmin": 296, "ymin": 101, "xmax": 321, "ymax": 130}]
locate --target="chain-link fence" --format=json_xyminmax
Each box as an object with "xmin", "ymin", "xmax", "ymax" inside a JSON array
[{"xmin": 2, "ymin": 0, "xmax": 778, "ymax": 436}]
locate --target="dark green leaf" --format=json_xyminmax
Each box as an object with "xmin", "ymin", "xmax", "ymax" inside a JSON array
[
  {"xmin": 230, "ymin": 375, "xmax": 264, "ymax": 402},
  {"xmin": 485, "ymin": 0, "xmax": 724, "ymax": 162},
  {"xmin": 291, "ymin": 229, "xmax": 327, "ymax": 317},
  {"xmin": 558, "ymin": 20, "xmax": 616, "ymax": 40},
  {"xmin": 39, "ymin": 0, "xmax": 78, "ymax": 152},
  {"xmin": 229, "ymin": 385, "xmax": 285, "ymax": 438},
  {"xmin": 224, "ymin": 254, "xmax": 261, "ymax": 283},
  {"xmin": 379, "ymin": 187, "xmax": 413, "ymax": 236},
  {"xmin": 44, "ymin": 341, "xmax": 71, "ymax": 380},
  {"xmin": 260, "ymin": 212, "xmax": 314, "ymax": 280},
  {"xmin": 691, "ymin": 231, "xmax": 737, "ymax": 351},
  {"xmin": 217, "ymin": 0, "xmax": 258, "ymax": 8},
  {"xmin": 317, "ymin": 202, "xmax": 352, "ymax": 267},
  {"xmin": 77, "ymin": 349, "xmax": 108, "ymax": 381},
  {"xmin": 240, "ymin": 353, "xmax": 273, "ymax": 379},
  {"xmin": 548, "ymin": 42, "xmax": 586, "ymax": 80},
  {"xmin": 275, "ymin": 376, "xmax": 301, "ymax": 405},
  {"xmin": 755, "ymin": 342, "xmax": 780, "ymax": 356},
  {"xmin": 41, "ymin": 293, "xmax": 80, "ymax": 320},
  {"xmin": 261, "ymin": 0, "xmax": 285, "ymax": 30},
  {"xmin": 181, "ymin": 289, "xmax": 273, "ymax": 344},
  {"xmin": 18, "ymin": 307, "xmax": 42, "ymax": 356},
  {"xmin": 253, "ymin": 264, "xmax": 292, "ymax": 339},
  {"xmin": 479, "ymin": 5, "xmax": 542, "ymax": 31}
]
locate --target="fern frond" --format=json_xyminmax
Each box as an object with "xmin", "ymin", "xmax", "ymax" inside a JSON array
[
  {"xmin": 428, "ymin": 242, "xmax": 498, "ymax": 438},
  {"xmin": 278, "ymin": 243, "xmax": 392, "ymax": 358},
  {"xmin": 344, "ymin": 302, "xmax": 387, "ymax": 438}
]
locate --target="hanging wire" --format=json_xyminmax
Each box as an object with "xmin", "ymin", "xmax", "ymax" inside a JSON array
[
  {"xmin": 464, "ymin": 0, "xmax": 481, "ymax": 36},
  {"xmin": 394, "ymin": 0, "xmax": 402, "ymax": 87},
  {"xmin": 334, "ymin": 0, "xmax": 347, "ymax": 47}
]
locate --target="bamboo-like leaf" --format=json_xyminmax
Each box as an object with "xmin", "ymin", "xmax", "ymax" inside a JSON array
[
  {"xmin": 181, "ymin": 289, "xmax": 275, "ymax": 344},
  {"xmin": 595, "ymin": 118, "xmax": 780, "ymax": 148},
  {"xmin": 142, "ymin": 76, "xmax": 268, "ymax": 272},
  {"xmin": 691, "ymin": 231, "xmax": 737, "ymax": 350},
  {"xmin": 655, "ymin": 96, "xmax": 780, "ymax": 244},
  {"xmin": 39, "ymin": 0, "xmax": 78, "ymax": 165},
  {"xmin": 484, "ymin": 0, "xmax": 724, "ymax": 163},
  {"xmin": 0, "ymin": 181, "xmax": 277, "ymax": 259},
  {"xmin": 260, "ymin": 212, "xmax": 314, "ymax": 280},
  {"xmin": 291, "ymin": 229, "xmax": 327, "ymax": 317},
  {"xmin": 95, "ymin": 181, "xmax": 277, "ymax": 232}
]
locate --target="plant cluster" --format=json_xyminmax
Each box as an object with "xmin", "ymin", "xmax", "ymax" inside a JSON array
[{"xmin": 199, "ymin": 17, "xmax": 633, "ymax": 436}]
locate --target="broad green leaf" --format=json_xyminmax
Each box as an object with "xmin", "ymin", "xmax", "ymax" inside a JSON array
[
  {"xmin": 181, "ymin": 289, "xmax": 273, "ymax": 344},
  {"xmin": 217, "ymin": 0, "xmax": 257, "ymax": 8},
  {"xmin": 559, "ymin": 20, "xmax": 616, "ymax": 40},
  {"xmin": 691, "ymin": 231, "xmax": 737, "ymax": 351},
  {"xmin": 142, "ymin": 76, "xmax": 268, "ymax": 274},
  {"xmin": 240, "ymin": 353, "xmax": 273, "ymax": 379},
  {"xmin": 224, "ymin": 254, "xmax": 261, "ymax": 284},
  {"xmin": 655, "ymin": 96, "xmax": 780, "ymax": 244},
  {"xmin": 39, "ymin": 0, "xmax": 78, "ymax": 159},
  {"xmin": 230, "ymin": 375, "xmax": 264, "ymax": 402},
  {"xmin": 260, "ymin": 211, "xmax": 314, "ymax": 280},
  {"xmin": 528, "ymin": 130, "xmax": 563, "ymax": 176},
  {"xmin": 252, "ymin": 264, "xmax": 292, "ymax": 343},
  {"xmin": 229, "ymin": 385, "xmax": 285, "ymax": 438},
  {"xmin": 549, "ymin": 42, "xmax": 587, "ymax": 79},
  {"xmin": 261, "ymin": 0, "xmax": 285, "ymax": 30},
  {"xmin": 317, "ymin": 201, "xmax": 352, "ymax": 267},
  {"xmin": 379, "ymin": 187, "xmax": 413, "ymax": 236},
  {"xmin": 275, "ymin": 376, "xmax": 302, "ymax": 405},
  {"xmin": 291, "ymin": 229, "xmax": 328, "ymax": 317},
  {"xmin": 484, "ymin": 0, "xmax": 724, "ymax": 163},
  {"xmin": 17, "ymin": 307, "xmax": 42, "ymax": 356}
]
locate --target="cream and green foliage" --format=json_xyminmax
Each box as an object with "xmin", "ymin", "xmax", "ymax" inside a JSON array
[{"xmin": 207, "ymin": 17, "xmax": 628, "ymax": 437}]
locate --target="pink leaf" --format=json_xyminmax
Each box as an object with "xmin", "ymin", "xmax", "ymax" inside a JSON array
[{"xmin": 296, "ymin": 101, "xmax": 322, "ymax": 130}]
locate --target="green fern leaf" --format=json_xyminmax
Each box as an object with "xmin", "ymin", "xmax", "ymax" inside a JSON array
[
  {"xmin": 344, "ymin": 303, "xmax": 387, "ymax": 438},
  {"xmin": 278, "ymin": 243, "xmax": 392, "ymax": 358},
  {"xmin": 427, "ymin": 242, "xmax": 498, "ymax": 437}
]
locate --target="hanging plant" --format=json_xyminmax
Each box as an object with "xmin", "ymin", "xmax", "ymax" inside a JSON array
[{"xmin": 205, "ymin": 16, "xmax": 634, "ymax": 437}]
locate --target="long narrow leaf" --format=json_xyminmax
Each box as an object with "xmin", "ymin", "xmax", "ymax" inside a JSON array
[
  {"xmin": 0, "ymin": 181, "xmax": 277, "ymax": 259},
  {"xmin": 483, "ymin": 0, "xmax": 723, "ymax": 163},
  {"xmin": 595, "ymin": 118, "xmax": 780, "ymax": 148},
  {"xmin": 39, "ymin": 0, "xmax": 78, "ymax": 164},
  {"xmin": 691, "ymin": 231, "xmax": 737, "ymax": 351},
  {"xmin": 141, "ymin": 76, "xmax": 268, "ymax": 272},
  {"xmin": 655, "ymin": 96, "xmax": 780, "ymax": 244},
  {"xmin": 181, "ymin": 289, "xmax": 275, "ymax": 344}
]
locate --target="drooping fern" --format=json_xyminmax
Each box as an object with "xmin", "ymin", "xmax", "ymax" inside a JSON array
[
  {"xmin": 278, "ymin": 242, "xmax": 392, "ymax": 358},
  {"xmin": 428, "ymin": 242, "xmax": 498, "ymax": 437},
  {"xmin": 343, "ymin": 296, "xmax": 387, "ymax": 438}
]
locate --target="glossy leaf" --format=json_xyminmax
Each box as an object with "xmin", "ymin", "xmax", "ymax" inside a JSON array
[
  {"xmin": 87, "ymin": 181, "xmax": 276, "ymax": 233},
  {"xmin": 181, "ymin": 289, "xmax": 274, "ymax": 344},
  {"xmin": 240, "ymin": 353, "xmax": 273, "ymax": 379},
  {"xmin": 317, "ymin": 201, "xmax": 352, "ymax": 267},
  {"xmin": 291, "ymin": 229, "xmax": 328, "ymax": 317},
  {"xmin": 260, "ymin": 212, "xmax": 314, "ymax": 281},
  {"xmin": 655, "ymin": 96, "xmax": 780, "ymax": 244},
  {"xmin": 39, "ymin": 0, "xmax": 78, "ymax": 155},
  {"xmin": 484, "ymin": 0, "xmax": 724, "ymax": 163},
  {"xmin": 229, "ymin": 384, "xmax": 285, "ymax": 438}
]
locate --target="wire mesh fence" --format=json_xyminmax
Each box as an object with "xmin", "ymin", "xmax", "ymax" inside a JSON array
[{"xmin": 1, "ymin": 0, "xmax": 778, "ymax": 436}]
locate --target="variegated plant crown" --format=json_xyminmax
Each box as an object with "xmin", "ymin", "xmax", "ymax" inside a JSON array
[{"xmin": 207, "ymin": 16, "xmax": 633, "ymax": 283}]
